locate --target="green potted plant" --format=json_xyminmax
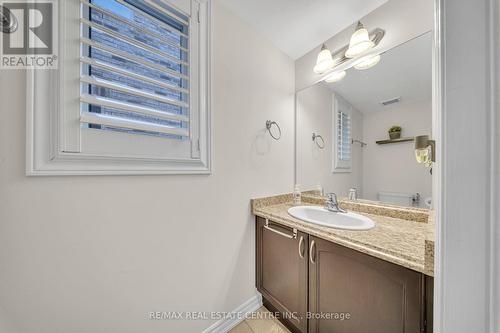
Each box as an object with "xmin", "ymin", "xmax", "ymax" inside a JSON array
[{"xmin": 388, "ymin": 125, "xmax": 402, "ymax": 140}]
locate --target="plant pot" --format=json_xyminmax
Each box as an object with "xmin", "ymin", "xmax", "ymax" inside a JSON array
[{"xmin": 389, "ymin": 131, "xmax": 401, "ymax": 140}]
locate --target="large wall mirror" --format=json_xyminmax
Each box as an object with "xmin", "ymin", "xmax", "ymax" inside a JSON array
[{"xmin": 296, "ymin": 32, "xmax": 433, "ymax": 208}]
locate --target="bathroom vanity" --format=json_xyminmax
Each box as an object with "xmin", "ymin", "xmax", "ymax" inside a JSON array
[
  {"xmin": 254, "ymin": 11, "xmax": 436, "ymax": 333},
  {"xmin": 252, "ymin": 194, "xmax": 434, "ymax": 333}
]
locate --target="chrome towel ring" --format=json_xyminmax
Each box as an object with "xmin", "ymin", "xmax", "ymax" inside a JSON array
[
  {"xmin": 0, "ymin": 6, "xmax": 17, "ymax": 34},
  {"xmin": 266, "ymin": 120, "xmax": 281, "ymax": 140},
  {"xmin": 312, "ymin": 133, "xmax": 325, "ymax": 149}
]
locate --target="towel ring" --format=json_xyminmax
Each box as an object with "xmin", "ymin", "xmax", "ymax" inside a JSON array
[
  {"xmin": 0, "ymin": 6, "xmax": 17, "ymax": 34},
  {"xmin": 266, "ymin": 120, "xmax": 281, "ymax": 140},
  {"xmin": 312, "ymin": 133, "xmax": 325, "ymax": 149}
]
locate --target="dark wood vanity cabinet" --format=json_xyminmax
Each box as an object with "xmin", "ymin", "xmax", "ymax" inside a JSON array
[
  {"xmin": 256, "ymin": 217, "xmax": 308, "ymax": 333},
  {"xmin": 309, "ymin": 236, "xmax": 427, "ymax": 333},
  {"xmin": 256, "ymin": 217, "xmax": 433, "ymax": 333}
]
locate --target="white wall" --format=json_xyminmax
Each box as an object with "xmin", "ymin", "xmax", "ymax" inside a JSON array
[
  {"xmin": 0, "ymin": 1, "xmax": 295, "ymax": 332},
  {"xmin": 295, "ymin": 0, "xmax": 433, "ymax": 91},
  {"xmin": 296, "ymin": 85, "xmax": 363, "ymax": 196},
  {"xmin": 362, "ymin": 100, "xmax": 432, "ymax": 204}
]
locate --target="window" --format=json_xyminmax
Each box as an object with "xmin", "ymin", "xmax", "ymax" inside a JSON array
[
  {"xmin": 332, "ymin": 94, "xmax": 352, "ymax": 172},
  {"xmin": 27, "ymin": 0, "xmax": 211, "ymax": 175},
  {"xmin": 82, "ymin": 0, "xmax": 190, "ymax": 140}
]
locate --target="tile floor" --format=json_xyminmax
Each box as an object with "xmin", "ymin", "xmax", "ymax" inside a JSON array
[{"xmin": 229, "ymin": 307, "xmax": 290, "ymax": 333}]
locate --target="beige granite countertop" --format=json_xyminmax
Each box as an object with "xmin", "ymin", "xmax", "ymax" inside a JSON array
[{"xmin": 252, "ymin": 194, "xmax": 435, "ymax": 276}]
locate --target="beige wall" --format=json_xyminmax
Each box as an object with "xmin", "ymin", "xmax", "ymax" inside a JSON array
[
  {"xmin": 362, "ymin": 100, "xmax": 432, "ymax": 205},
  {"xmin": 296, "ymin": 84, "xmax": 364, "ymax": 196},
  {"xmin": 0, "ymin": 2, "xmax": 295, "ymax": 332}
]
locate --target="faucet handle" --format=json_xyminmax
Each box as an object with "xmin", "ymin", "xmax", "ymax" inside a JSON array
[
  {"xmin": 327, "ymin": 193, "xmax": 338, "ymax": 203},
  {"xmin": 348, "ymin": 188, "xmax": 357, "ymax": 201},
  {"xmin": 325, "ymin": 193, "xmax": 346, "ymax": 213}
]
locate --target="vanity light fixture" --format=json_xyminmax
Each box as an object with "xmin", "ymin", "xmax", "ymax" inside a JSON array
[
  {"xmin": 313, "ymin": 44, "xmax": 335, "ymax": 74},
  {"xmin": 324, "ymin": 70, "xmax": 346, "ymax": 83},
  {"xmin": 353, "ymin": 54, "xmax": 381, "ymax": 70},
  {"xmin": 312, "ymin": 23, "xmax": 384, "ymax": 79},
  {"xmin": 414, "ymin": 135, "xmax": 435, "ymax": 167},
  {"xmin": 345, "ymin": 21, "xmax": 374, "ymax": 58}
]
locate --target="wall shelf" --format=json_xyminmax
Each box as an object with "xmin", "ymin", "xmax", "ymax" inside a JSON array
[{"xmin": 376, "ymin": 137, "xmax": 414, "ymax": 145}]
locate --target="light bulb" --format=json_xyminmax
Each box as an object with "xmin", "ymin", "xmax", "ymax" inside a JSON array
[
  {"xmin": 345, "ymin": 22, "xmax": 374, "ymax": 58},
  {"xmin": 414, "ymin": 135, "xmax": 435, "ymax": 167},
  {"xmin": 415, "ymin": 148, "xmax": 430, "ymax": 164},
  {"xmin": 324, "ymin": 70, "xmax": 346, "ymax": 83},
  {"xmin": 354, "ymin": 54, "xmax": 381, "ymax": 70},
  {"xmin": 313, "ymin": 44, "xmax": 335, "ymax": 74}
]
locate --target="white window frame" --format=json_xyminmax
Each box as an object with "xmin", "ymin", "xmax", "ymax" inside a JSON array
[
  {"xmin": 26, "ymin": 0, "xmax": 212, "ymax": 175},
  {"xmin": 332, "ymin": 94, "xmax": 352, "ymax": 173}
]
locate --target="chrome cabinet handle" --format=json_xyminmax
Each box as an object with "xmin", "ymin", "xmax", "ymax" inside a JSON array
[
  {"xmin": 309, "ymin": 240, "xmax": 316, "ymax": 264},
  {"xmin": 264, "ymin": 219, "xmax": 297, "ymax": 239},
  {"xmin": 298, "ymin": 236, "xmax": 305, "ymax": 259}
]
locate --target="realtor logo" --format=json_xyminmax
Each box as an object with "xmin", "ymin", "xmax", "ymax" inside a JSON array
[{"xmin": 0, "ymin": 0, "xmax": 58, "ymax": 69}]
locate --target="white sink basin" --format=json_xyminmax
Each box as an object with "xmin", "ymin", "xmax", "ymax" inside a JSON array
[{"xmin": 288, "ymin": 206, "xmax": 375, "ymax": 231}]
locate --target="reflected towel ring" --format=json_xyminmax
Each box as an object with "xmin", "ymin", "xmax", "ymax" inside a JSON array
[
  {"xmin": 312, "ymin": 133, "xmax": 325, "ymax": 149},
  {"xmin": 266, "ymin": 120, "xmax": 281, "ymax": 140},
  {"xmin": 0, "ymin": 6, "xmax": 17, "ymax": 34}
]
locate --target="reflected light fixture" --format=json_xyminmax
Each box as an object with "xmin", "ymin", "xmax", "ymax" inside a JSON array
[
  {"xmin": 414, "ymin": 135, "xmax": 435, "ymax": 167},
  {"xmin": 324, "ymin": 70, "xmax": 346, "ymax": 83},
  {"xmin": 354, "ymin": 54, "xmax": 381, "ymax": 70},
  {"xmin": 313, "ymin": 44, "xmax": 335, "ymax": 74},
  {"xmin": 345, "ymin": 21, "xmax": 374, "ymax": 58}
]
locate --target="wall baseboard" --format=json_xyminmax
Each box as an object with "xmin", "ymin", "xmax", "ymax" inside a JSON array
[{"xmin": 201, "ymin": 293, "xmax": 263, "ymax": 333}]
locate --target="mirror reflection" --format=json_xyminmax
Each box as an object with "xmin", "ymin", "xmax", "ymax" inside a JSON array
[{"xmin": 296, "ymin": 32, "xmax": 432, "ymax": 208}]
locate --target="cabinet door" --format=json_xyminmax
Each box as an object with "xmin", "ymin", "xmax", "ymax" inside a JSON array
[
  {"xmin": 256, "ymin": 217, "xmax": 308, "ymax": 333},
  {"xmin": 309, "ymin": 236, "xmax": 424, "ymax": 333}
]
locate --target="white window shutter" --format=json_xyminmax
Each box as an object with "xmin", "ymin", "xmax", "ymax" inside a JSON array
[{"xmin": 332, "ymin": 94, "xmax": 352, "ymax": 173}]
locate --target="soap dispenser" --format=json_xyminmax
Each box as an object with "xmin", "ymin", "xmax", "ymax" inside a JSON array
[{"xmin": 315, "ymin": 183, "xmax": 324, "ymax": 196}]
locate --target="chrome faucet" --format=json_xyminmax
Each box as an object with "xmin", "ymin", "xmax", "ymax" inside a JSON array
[{"xmin": 325, "ymin": 193, "xmax": 346, "ymax": 213}]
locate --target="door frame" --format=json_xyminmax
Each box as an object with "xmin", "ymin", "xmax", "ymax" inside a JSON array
[
  {"xmin": 432, "ymin": 1, "xmax": 443, "ymax": 331},
  {"xmin": 433, "ymin": 0, "xmax": 498, "ymax": 332}
]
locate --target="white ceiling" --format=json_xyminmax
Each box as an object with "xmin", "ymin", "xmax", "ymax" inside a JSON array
[
  {"xmin": 217, "ymin": 0, "xmax": 388, "ymax": 59},
  {"xmin": 325, "ymin": 32, "xmax": 432, "ymax": 114}
]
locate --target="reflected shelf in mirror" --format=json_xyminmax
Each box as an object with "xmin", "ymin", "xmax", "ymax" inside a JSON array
[{"xmin": 375, "ymin": 137, "xmax": 415, "ymax": 145}]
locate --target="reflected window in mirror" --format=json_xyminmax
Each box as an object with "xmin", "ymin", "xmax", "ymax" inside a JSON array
[{"xmin": 333, "ymin": 94, "xmax": 352, "ymax": 173}]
